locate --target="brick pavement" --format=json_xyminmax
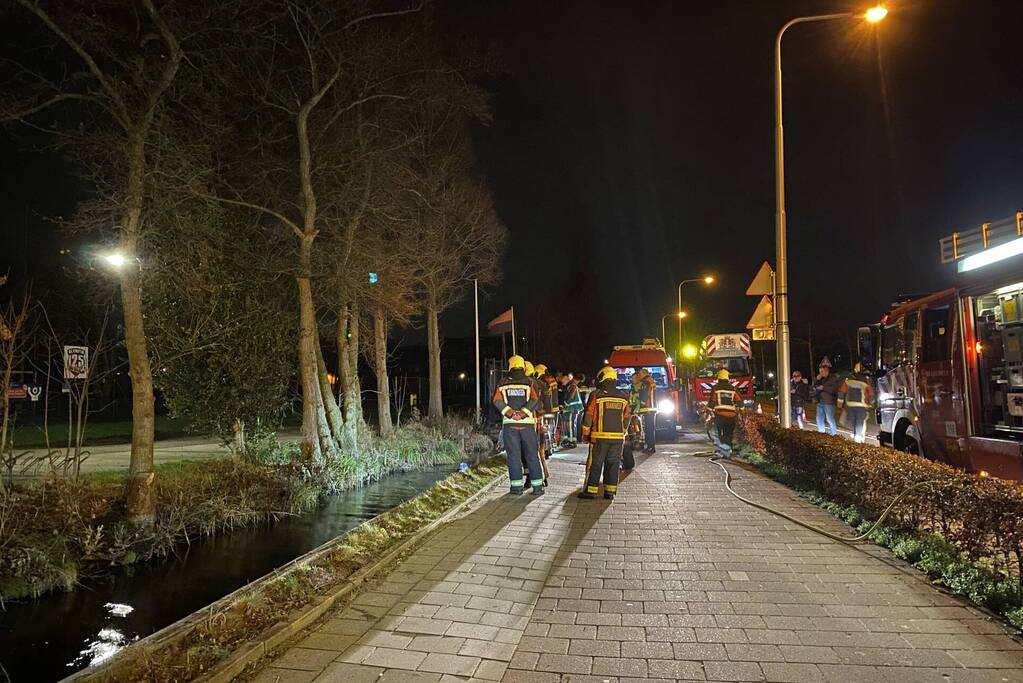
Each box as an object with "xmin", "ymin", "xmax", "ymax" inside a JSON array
[{"xmin": 248, "ymin": 438, "xmax": 1023, "ymax": 683}]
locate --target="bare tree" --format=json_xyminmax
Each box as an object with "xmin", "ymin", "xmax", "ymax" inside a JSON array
[
  {"xmin": 194, "ymin": 0, "xmax": 424, "ymax": 461},
  {"xmin": 1, "ymin": 0, "xmax": 186, "ymax": 525},
  {"xmin": 0, "ymin": 281, "xmax": 33, "ymax": 494}
]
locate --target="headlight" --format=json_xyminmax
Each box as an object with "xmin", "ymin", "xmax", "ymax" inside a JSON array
[{"xmin": 657, "ymin": 399, "xmax": 675, "ymax": 415}]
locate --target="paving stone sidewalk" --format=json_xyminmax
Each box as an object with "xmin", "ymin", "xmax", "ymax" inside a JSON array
[{"xmin": 249, "ymin": 439, "xmax": 1023, "ymax": 683}]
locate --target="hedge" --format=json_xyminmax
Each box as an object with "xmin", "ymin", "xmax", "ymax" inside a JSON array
[{"xmin": 737, "ymin": 415, "xmax": 1023, "ymax": 612}]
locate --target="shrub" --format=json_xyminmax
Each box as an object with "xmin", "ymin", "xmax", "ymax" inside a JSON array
[{"xmin": 738, "ymin": 414, "xmax": 1023, "ymax": 629}]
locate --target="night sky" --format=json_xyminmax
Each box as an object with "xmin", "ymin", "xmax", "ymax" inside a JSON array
[{"xmin": 3, "ymin": 0, "xmax": 1023, "ymax": 373}]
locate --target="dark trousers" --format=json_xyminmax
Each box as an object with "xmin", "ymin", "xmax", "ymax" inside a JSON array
[
  {"xmin": 504, "ymin": 426, "xmax": 543, "ymax": 490},
  {"xmin": 584, "ymin": 439, "xmax": 623, "ymax": 495},
  {"xmin": 642, "ymin": 411, "xmax": 657, "ymax": 449},
  {"xmin": 714, "ymin": 415, "xmax": 736, "ymax": 448}
]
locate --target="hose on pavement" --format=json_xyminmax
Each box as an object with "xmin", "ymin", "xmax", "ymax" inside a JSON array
[{"xmin": 687, "ymin": 446, "xmax": 939, "ymax": 545}]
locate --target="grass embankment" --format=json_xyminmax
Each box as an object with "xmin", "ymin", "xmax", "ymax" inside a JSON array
[
  {"xmin": 9, "ymin": 416, "xmax": 191, "ymax": 449},
  {"xmin": 736, "ymin": 415, "xmax": 1023, "ymax": 631},
  {"xmin": 0, "ymin": 420, "xmax": 489, "ymax": 601},
  {"xmin": 104, "ymin": 459, "xmax": 507, "ymax": 683}
]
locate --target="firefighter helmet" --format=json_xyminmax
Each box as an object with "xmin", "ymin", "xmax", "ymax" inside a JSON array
[
  {"xmin": 523, "ymin": 361, "xmax": 535, "ymax": 376},
  {"xmin": 508, "ymin": 355, "xmax": 525, "ymax": 371},
  {"xmin": 534, "ymin": 363, "xmax": 548, "ymax": 376},
  {"xmin": 597, "ymin": 366, "xmax": 617, "ymax": 384},
  {"xmin": 853, "ymin": 362, "xmax": 864, "ymax": 374},
  {"xmin": 717, "ymin": 369, "xmax": 730, "ymax": 380}
]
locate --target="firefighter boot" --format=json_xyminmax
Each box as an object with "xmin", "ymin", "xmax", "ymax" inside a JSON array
[
  {"xmin": 510, "ymin": 485, "xmax": 524, "ymax": 495},
  {"xmin": 604, "ymin": 492, "xmax": 615, "ymax": 501},
  {"xmin": 577, "ymin": 490, "xmax": 596, "ymax": 499},
  {"xmin": 532, "ymin": 484, "xmax": 545, "ymax": 496}
]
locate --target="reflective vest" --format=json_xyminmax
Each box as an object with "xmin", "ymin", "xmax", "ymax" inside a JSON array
[
  {"xmin": 493, "ymin": 378, "xmax": 538, "ymax": 426},
  {"xmin": 710, "ymin": 385, "xmax": 739, "ymax": 418},
  {"xmin": 582, "ymin": 389, "xmax": 632, "ymax": 441},
  {"xmin": 563, "ymin": 384, "xmax": 584, "ymax": 412},
  {"xmin": 636, "ymin": 376, "xmax": 657, "ymax": 413},
  {"xmin": 843, "ymin": 377, "xmax": 872, "ymax": 409}
]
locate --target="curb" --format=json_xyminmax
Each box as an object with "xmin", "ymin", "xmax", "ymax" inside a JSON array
[
  {"xmin": 63, "ymin": 467, "xmax": 507, "ymax": 683},
  {"xmin": 199, "ymin": 470, "xmax": 508, "ymax": 683}
]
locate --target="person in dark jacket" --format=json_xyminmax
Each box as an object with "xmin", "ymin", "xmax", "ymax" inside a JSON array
[
  {"xmin": 493, "ymin": 355, "xmax": 544, "ymax": 495},
  {"xmin": 813, "ymin": 363, "xmax": 842, "ymax": 436},
  {"xmin": 790, "ymin": 370, "xmax": 811, "ymax": 429},
  {"xmin": 707, "ymin": 369, "xmax": 741, "ymax": 458},
  {"xmin": 634, "ymin": 368, "xmax": 658, "ymax": 453},
  {"xmin": 580, "ymin": 366, "xmax": 632, "ymax": 500}
]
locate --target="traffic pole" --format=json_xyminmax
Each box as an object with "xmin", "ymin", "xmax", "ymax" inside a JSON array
[{"xmin": 474, "ymin": 279, "xmax": 481, "ymax": 424}]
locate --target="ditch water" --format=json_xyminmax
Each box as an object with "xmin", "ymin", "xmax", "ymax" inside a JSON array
[{"xmin": 0, "ymin": 465, "xmax": 455, "ymax": 682}]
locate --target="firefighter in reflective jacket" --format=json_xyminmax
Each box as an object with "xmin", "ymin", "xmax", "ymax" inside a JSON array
[
  {"xmin": 493, "ymin": 355, "xmax": 545, "ymax": 495},
  {"xmin": 707, "ymin": 369, "xmax": 740, "ymax": 458},
  {"xmin": 524, "ymin": 361, "xmax": 551, "ymax": 485},
  {"xmin": 838, "ymin": 363, "xmax": 875, "ymax": 444},
  {"xmin": 579, "ymin": 366, "xmax": 632, "ymax": 500},
  {"xmin": 635, "ymin": 368, "xmax": 658, "ymax": 454}
]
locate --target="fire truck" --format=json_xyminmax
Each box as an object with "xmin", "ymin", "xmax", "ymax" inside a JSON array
[
  {"xmin": 607, "ymin": 339, "xmax": 680, "ymax": 440},
  {"xmin": 859, "ymin": 211, "xmax": 1023, "ymax": 480},
  {"xmin": 690, "ymin": 333, "xmax": 756, "ymax": 412}
]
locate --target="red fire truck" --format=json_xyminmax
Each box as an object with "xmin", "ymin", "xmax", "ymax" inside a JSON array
[
  {"xmin": 607, "ymin": 339, "xmax": 680, "ymax": 440},
  {"xmin": 690, "ymin": 333, "xmax": 757, "ymax": 411},
  {"xmin": 860, "ymin": 211, "xmax": 1023, "ymax": 480}
]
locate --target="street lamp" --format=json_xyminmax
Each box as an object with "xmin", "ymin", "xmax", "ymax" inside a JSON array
[
  {"xmin": 101, "ymin": 251, "xmax": 128, "ymax": 268},
  {"xmin": 661, "ymin": 311, "xmax": 687, "ymax": 350},
  {"xmin": 773, "ymin": 6, "xmax": 886, "ymax": 428},
  {"xmin": 676, "ymin": 276, "xmax": 715, "ymax": 359}
]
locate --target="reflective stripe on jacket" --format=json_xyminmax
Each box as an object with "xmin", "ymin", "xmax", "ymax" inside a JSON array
[
  {"xmin": 840, "ymin": 376, "xmax": 874, "ymax": 409},
  {"xmin": 493, "ymin": 375, "xmax": 539, "ymax": 426},
  {"xmin": 581, "ymin": 387, "xmax": 632, "ymax": 441},
  {"xmin": 709, "ymin": 380, "xmax": 739, "ymax": 417},
  {"xmin": 636, "ymin": 376, "xmax": 657, "ymax": 413}
]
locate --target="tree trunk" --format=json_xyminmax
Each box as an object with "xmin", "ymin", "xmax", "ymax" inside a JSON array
[
  {"xmin": 426, "ymin": 295, "xmax": 443, "ymax": 421},
  {"xmin": 297, "ymin": 268, "xmax": 335, "ymax": 463},
  {"xmin": 315, "ymin": 327, "xmax": 345, "ymax": 442},
  {"xmin": 121, "ymin": 133, "xmax": 157, "ymax": 526},
  {"xmin": 337, "ymin": 301, "xmax": 364, "ymax": 435},
  {"xmin": 373, "ymin": 307, "xmax": 393, "ymax": 435}
]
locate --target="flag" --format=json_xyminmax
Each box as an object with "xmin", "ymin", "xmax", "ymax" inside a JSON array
[{"xmin": 487, "ymin": 308, "xmax": 514, "ymax": 335}]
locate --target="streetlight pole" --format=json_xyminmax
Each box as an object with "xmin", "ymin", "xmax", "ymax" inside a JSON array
[
  {"xmin": 661, "ymin": 312, "xmax": 686, "ymax": 352},
  {"xmin": 676, "ymin": 276, "xmax": 714, "ymax": 360},
  {"xmin": 773, "ymin": 6, "xmax": 886, "ymax": 428}
]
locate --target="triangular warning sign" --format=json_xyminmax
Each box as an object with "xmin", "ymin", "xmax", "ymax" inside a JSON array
[
  {"xmin": 746, "ymin": 261, "xmax": 775, "ymax": 296},
  {"xmin": 746, "ymin": 295, "xmax": 774, "ymax": 329}
]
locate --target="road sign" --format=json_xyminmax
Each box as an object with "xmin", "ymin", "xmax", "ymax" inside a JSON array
[
  {"xmin": 6, "ymin": 384, "xmax": 27, "ymax": 400},
  {"xmin": 746, "ymin": 261, "xmax": 775, "ymax": 296},
  {"xmin": 746, "ymin": 295, "xmax": 774, "ymax": 330},
  {"xmin": 27, "ymin": 386, "xmax": 42, "ymax": 402},
  {"xmin": 63, "ymin": 345, "xmax": 89, "ymax": 380},
  {"xmin": 752, "ymin": 327, "xmax": 776, "ymax": 341}
]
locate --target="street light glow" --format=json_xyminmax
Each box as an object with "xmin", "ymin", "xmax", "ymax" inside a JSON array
[
  {"xmin": 864, "ymin": 6, "xmax": 888, "ymax": 23},
  {"xmin": 101, "ymin": 252, "xmax": 128, "ymax": 268},
  {"xmin": 677, "ymin": 310, "xmax": 687, "ymax": 319},
  {"xmin": 703, "ymin": 276, "xmax": 715, "ymax": 284},
  {"xmin": 682, "ymin": 345, "xmax": 698, "ymax": 359}
]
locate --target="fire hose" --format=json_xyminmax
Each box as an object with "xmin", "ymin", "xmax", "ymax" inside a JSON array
[{"xmin": 688, "ymin": 439, "xmax": 939, "ymax": 545}]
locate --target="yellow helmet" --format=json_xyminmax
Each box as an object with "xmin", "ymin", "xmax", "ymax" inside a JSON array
[
  {"xmin": 534, "ymin": 363, "xmax": 548, "ymax": 376},
  {"xmin": 597, "ymin": 365, "xmax": 617, "ymax": 384},
  {"xmin": 508, "ymin": 355, "xmax": 525, "ymax": 371},
  {"xmin": 523, "ymin": 361, "xmax": 535, "ymax": 376},
  {"xmin": 717, "ymin": 369, "xmax": 730, "ymax": 380}
]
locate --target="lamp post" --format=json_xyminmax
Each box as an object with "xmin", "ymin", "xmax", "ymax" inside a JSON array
[
  {"xmin": 773, "ymin": 5, "xmax": 887, "ymax": 428},
  {"xmin": 676, "ymin": 276, "xmax": 714, "ymax": 359},
  {"xmin": 661, "ymin": 311, "xmax": 687, "ymax": 351}
]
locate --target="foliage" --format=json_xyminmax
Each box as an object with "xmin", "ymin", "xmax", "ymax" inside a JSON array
[{"xmin": 737, "ymin": 414, "xmax": 1023, "ymax": 630}]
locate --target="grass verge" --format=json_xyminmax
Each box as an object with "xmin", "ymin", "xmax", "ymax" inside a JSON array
[
  {"xmin": 1, "ymin": 418, "xmax": 486, "ymax": 601},
  {"xmin": 92, "ymin": 459, "xmax": 507, "ymax": 683}
]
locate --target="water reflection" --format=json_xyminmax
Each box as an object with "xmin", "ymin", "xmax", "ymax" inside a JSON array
[{"xmin": 0, "ymin": 466, "xmax": 452, "ymax": 682}]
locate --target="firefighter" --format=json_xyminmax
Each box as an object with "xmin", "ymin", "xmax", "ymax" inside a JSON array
[
  {"xmin": 492, "ymin": 355, "xmax": 545, "ymax": 495},
  {"xmin": 560, "ymin": 372, "xmax": 583, "ymax": 449},
  {"xmin": 708, "ymin": 369, "xmax": 741, "ymax": 458},
  {"xmin": 579, "ymin": 366, "xmax": 632, "ymax": 500},
  {"xmin": 838, "ymin": 363, "xmax": 875, "ymax": 443},
  {"xmin": 535, "ymin": 363, "xmax": 559, "ymax": 454},
  {"xmin": 635, "ymin": 368, "xmax": 658, "ymax": 453}
]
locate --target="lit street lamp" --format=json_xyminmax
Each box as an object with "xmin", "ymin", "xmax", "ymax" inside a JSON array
[
  {"xmin": 676, "ymin": 276, "xmax": 714, "ymax": 359},
  {"xmin": 101, "ymin": 251, "xmax": 128, "ymax": 268},
  {"xmin": 773, "ymin": 6, "xmax": 887, "ymax": 428},
  {"xmin": 661, "ymin": 311, "xmax": 687, "ymax": 350}
]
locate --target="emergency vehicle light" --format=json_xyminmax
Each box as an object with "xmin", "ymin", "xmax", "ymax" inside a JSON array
[{"xmin": 958, "ymin": 235, "xmax": 1023, "ymax": 273}]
